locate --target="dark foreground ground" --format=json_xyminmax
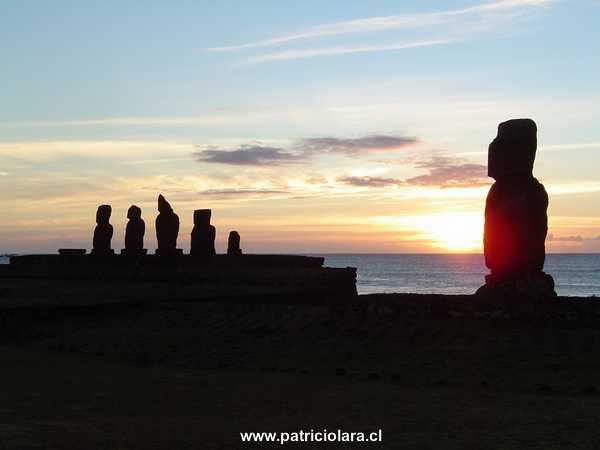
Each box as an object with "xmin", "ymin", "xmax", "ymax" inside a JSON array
[{"xmin": 2, "ymin": 294, "xmax": 600, "ymax": 449}]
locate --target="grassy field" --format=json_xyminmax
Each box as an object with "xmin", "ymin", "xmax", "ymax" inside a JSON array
[{"xmin": 2, "ymin": 295, "xmax": 600, "ymax": 449}]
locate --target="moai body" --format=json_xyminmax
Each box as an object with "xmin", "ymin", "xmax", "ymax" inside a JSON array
[
  {"xmin": 155, "ymin": 195, "xmax": 181, "ymax": 255},
  {"xmin": 92, "ymin": 204, "xmax": 114, "ymax": 255},
  {"xmin": 190, "ymin": 209, "xmax": 216, "ymax": 257},
  {"xmin": 479, "ymin": 119, "xmax": 555, "ymax": 298},
  {"xmin": 123, "ymin": 205, "xmax": 146, "ymax": 255},
  {"xmin": 227, "ymin": 231, "xmax": 242, "ymax": 256}
]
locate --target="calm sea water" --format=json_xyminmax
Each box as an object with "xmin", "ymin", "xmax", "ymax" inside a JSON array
[
  {"xmin": 2, "ymin": 254, "xmax": 599, "ymax": 297},
  {"xmin": 318, "ymin": 254, "xmax": 600, "ymax": 297}
]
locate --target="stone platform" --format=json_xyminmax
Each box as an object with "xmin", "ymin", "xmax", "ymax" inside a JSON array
[{"xmin": 0, "ymin": 254, "xmax": 357, "ymax": 308}]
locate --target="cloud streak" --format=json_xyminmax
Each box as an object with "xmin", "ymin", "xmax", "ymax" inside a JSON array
[
  {"xmin": 194, "ymin": 134, "xmax": 417, "ymax": 166},
  {"xmin": 195, "ymin": 145, "xmax": 300, "ymax": 166},
  {"xmin": 406, "ymin": 157, "xmax": 489, "ymax": 188},
  {"xmin": 208, "ymin": 0, "xmax": 553, "ymax": 52},
  {"xmin": 338, "ymin": 176, "xmax": 404, "ymax": 188},
  {"xmin": 242, "ymin": 39, "xmax": 453, "ymax": 64},
  {"xmin": 297, "ymin": 134, "xmax": 418, "ymax": 155},
  {"xmin": 548, "ymin": 234, "xmax": 600, "ymax": 243},
  {"xmin": 337, "ymin": 157, "xmax": 489, "ymax": 190},
  {"xmin": 197, "ymin": 188, "xmax": 289, "ymax": 199}
]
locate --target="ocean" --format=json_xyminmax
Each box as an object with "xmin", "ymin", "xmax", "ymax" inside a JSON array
[
  {"xmin": 318, "ymin": 254, "xmax": 600, "ymax": 297},
  {"xmin": 1, "ymin": 254, "xmax": 599, "ymax": 297}
]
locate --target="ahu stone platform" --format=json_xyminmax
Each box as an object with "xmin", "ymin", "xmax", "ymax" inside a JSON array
[{"xmin": 0, "ymin": 254, "xmax": 357, "ymax": 308}]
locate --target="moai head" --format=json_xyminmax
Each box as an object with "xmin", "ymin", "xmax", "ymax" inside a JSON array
[
  {"xmin": 228, "ymin": 231, "xmax": 240, "ymax": 248},
  {"xmin": 158, "ymin": 194, "xmax": 172, "ymax": 214},
  {"xmin": 194, "ymin": 209, "xmax": 212, "ymax": 227},
  {"xmin": 127, "ymin": 205, "xmax": 142, "ymax": 221},
  {"xmin": 488, "ymin": 118, "xmax": 537, "ymax": 180},
  {"xmin": 96, "ymin": 205, "xmax": 112, "ymax": 225}
]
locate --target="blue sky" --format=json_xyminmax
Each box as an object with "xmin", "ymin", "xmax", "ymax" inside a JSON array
[{"xmin": 1, "ymin": 0, "xmax": 599, "ymax": 253}]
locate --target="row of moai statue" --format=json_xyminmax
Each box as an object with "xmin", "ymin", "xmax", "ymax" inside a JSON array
[
  {"xmin": 478, "ymin": 118, "xmax": 556, "ymax": 298},
  {"xmin": 92, "ymin": 194, "xmax": 243, "ymax": 257}
]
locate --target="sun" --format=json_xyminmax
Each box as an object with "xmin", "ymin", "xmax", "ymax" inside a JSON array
[
  {"xmin": 416, "ymin": 212, "xmax": 484, "ymax": 252},
  {"xmin": 376, "ymin": 212, "xmax": 484, "ymax": 252}
]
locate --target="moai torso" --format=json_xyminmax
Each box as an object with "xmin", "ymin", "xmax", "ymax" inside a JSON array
[
  {"xmin": 190, "ymin": 209, "xmax": 216, "ymax": 257},
  {"xmin": 156, "ymin": 195, "xmax": 179, "ymax": 250},
  {"xmin": 125, "ymin": 205, "xmax": 145, "ymax": 252},
  {"xmin": 92, "ymin": 204, "xmax": 113, "ymax": 254},
  {"xmin": 484, "ymin": 177, "xmax": 548, "ymax": 277},
  {"xmin": 227, "ymin": 231, "xmax": 242, "ymax": 256}
]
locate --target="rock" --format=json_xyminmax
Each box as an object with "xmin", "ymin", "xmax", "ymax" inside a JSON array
[
  {"xmin": 58, "ymin": 249, "xmax": 86, "ymax": 256},
  {"xmin": 479, "ymin": 119, "xmax": 556, "ymax": 299},
  {"xmin": 123, "ymin": 205, "xmax": 146, "ymax": 255},
  {"xmin": 227, "ymin": 231, "xmax": 242, "ymax": 256},
  {"xmin": 190, "ymin": 209, "xmax": 216, "ymax": 257},
  {"xmin": 91, "ymin": 205, "xmax": 114, "ymax": 255},
  {"xmin": 155, "ymin": 195, "xmax": 180, "ymax": 255}
]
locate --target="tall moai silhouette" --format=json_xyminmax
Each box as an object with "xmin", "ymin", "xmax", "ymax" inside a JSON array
[
  {"xmin": 190, "ymin": 209, "xmax": 216, "ymax": 257},
  {"xmin": 155, "ymin": 194, "xmax": 180, "ymax": 255},
  {"xmin": 478, "ymin": 119, "xmax": 556, "ymax": 298},
  {"xmin": 92, "ymin": 204, "xmax": 114, "ymax": 255},
  {"xmin": 124, "ymin": 205, "xmax": 146, "ymax": 255},
  {"xmin": 227, "ymin": 231, "xmax": 242, "ymax": 256}
]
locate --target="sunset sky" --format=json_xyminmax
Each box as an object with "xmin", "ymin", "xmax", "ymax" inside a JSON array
[{"xmin": 1, "ymin": 0, "xmax": 599, "ymax": 254}]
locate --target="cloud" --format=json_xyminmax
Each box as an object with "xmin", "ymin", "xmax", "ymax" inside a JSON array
[
  {"xmin": 547, "ymin": 234, "xmax": 584, "ymax": 242},
  {"xmin": 297, "ymin": 134, "xmax": 418, "ymax": 155},
  {"xmin": 207, "ymin": 0, "xmax": 553, "ymax": 52},
  {"xmin": 194, "ymin": 134, "xmax": 417, "ymax": 166},
  {"xmin": 0, "ymin": 116, "xmax": 239, "ymax": 128},
  {"xmin": 195, "ymin": 145, "xmax": 301, "ymax": 166},
  {"xmin": 405, "ymin": 157, "xmax": 489, "ymax": 188},
  {"xmin": 547, "ymin": 234, "xmax": 600, "ymax": 242},
  {"xmin": 336, "ymin": 156, "xmax": 488, "ymax": 190},
  {"xmin": 242, "ymin": 39, "xmax": 453, "ymax": 64},
  {"xmin": 197, "ymin": 188, "xmax": 288, "ymax": 199},
  {"xmin": 0, "ymin": 140, "xmax": 194, "ymax": 162},
  {"xmin": 338, "ymin": 176, "xmax": 404, "ymax": 188}
]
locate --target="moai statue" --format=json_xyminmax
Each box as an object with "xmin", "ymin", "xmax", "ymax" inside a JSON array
[
  {"xmin": 477, "ymin": 119, "xmax": 556, "ymax": 299},
  {"xmin": 155, "ymin": 194, "xmax": 180, "ymax": 255},
  {"xmin": 123, "ymin": 205, "xmax": 146, "ymax": 255},
  {"xmin": 190, "ymin": 209, "xmax": 216, "ymax": 257},
  {"xmin": 227, "ymin": 231, "xmax": 242, "ymax": 256},
  {"xmin": 92, "ymin": 204, "xmax": 114, "ymax": 255}
]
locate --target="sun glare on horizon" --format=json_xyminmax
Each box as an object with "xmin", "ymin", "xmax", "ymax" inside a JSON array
[
  {"xmin": 424, "ymin": 212, "xmax": 484, "ymax": 252},
  {"xmin": 375, "ymin": 212, "xmax": 484, "ymax": 252}
]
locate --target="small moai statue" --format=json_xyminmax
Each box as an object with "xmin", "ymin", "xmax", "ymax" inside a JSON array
[
  {"xmin": 123, "ymin": 205, "xmax": 146, "ymax": 255},
  {"xmin": 190, "ymin": 209, "xmax": 216, "ymax": 257},
  {"xmin": 227, "ymin": 231, "xmax": 242, "ymax": 256},
  {"xmin": 155, "ymin": 194, "xmax": 180, "ymax": 255},
  {"xmin": 92, "ymin": 204, "xmax": 114, "ymax": 255},
  {"xmin": 477, "ymin": 118, "xmax": 556, "ymax": 299}
]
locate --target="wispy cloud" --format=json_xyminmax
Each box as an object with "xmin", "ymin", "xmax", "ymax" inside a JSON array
[
  {"xmin": 338, "ymin": 176, "xmax": 404, "ymax": 188},
  {"xmin": 195, "ymin": 145, "xmax": 301, "ymax": 166},
  {"xmin": 547, "ymin": 234, "xmax": 584, "ymax": 242},
  {"xmin": 197, "ymin": 188, "xmax": 289, "ymax": 199},
  {"xmin": 547, "ymin": 234, "xmax": 600, "ymax": 242},
  {"xmin": 297, "ymin": 134, "xmax": 418, "ymax": 155},
  {"xmin": 0, "ymin": 115, "xmax": 260, "ymax": 128},
  {"xmin": 406, "ymin": 157, "xmax": 489, "ymax": 188},
  {"xmin": 208, "ymin": 0, "xmax": 553, "ymax": 52},
  {"xmin": 194, "ymin": 134, "xmax": 417, "ymax": 166},
  {"xmin": 337, "ymin": 156, "xmax": 489, "ymax": 190},
  {"xmin": 242, "ymin": 39, "xmax": 453, "ymax": 64},
  {"xmin": 0, "ymin": 140, "xmax": 194, "ymax": 162}
]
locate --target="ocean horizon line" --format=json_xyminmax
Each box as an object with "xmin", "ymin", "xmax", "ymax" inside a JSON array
[{"xmin": 2, "ymin": 252, "xmax": 600, "ymax": 257}]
